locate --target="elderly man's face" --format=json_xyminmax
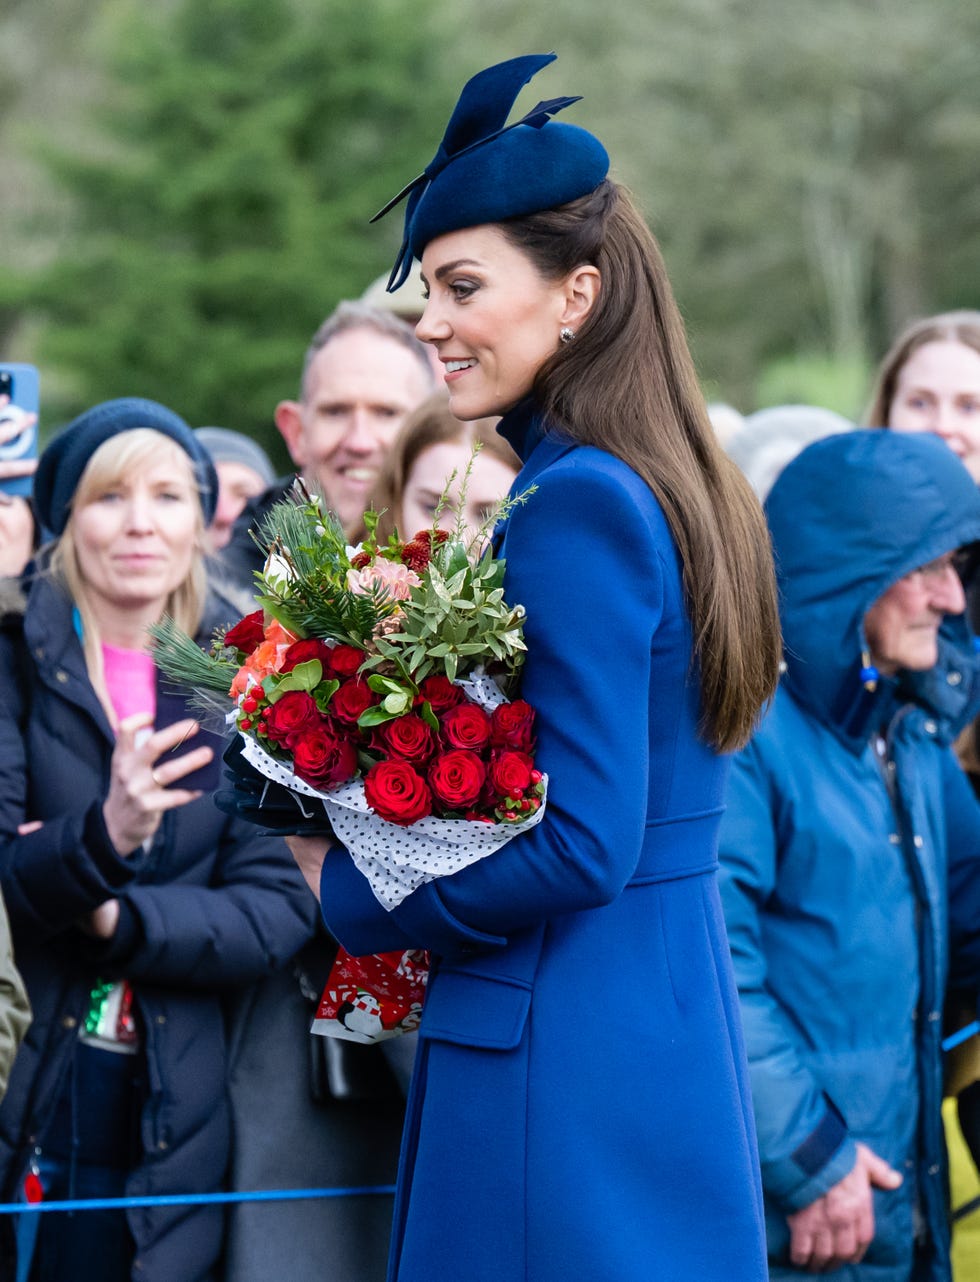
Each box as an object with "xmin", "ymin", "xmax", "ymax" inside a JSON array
[
  {"xmin": 276, "ymin": 328, "xmax": 431, "ymax": 534},
  {"xmin": 863, "ymin": 552, "xmax": 967, "ymax": 675}
]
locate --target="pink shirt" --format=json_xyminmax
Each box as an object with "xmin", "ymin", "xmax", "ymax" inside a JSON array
[{"xmin": 102, "ymin": 642, "xmax": 156, "ymax": 726}]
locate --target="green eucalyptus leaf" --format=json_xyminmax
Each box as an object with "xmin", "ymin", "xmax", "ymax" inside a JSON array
[
  {"xmin": 357, "ymin": 705, "xmax": 400, "ymax": 728},
  {"xmin": 382, "ymin": 691, "xmax": 412, "ymax": 715}
]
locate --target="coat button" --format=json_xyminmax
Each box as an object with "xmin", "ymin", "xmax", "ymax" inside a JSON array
[
  {"xmin": 55, "ymin": 670, "xmax": 69, "ymax": 684},
  {"xmin": 889, "ymin": 833, "xmax": 901, "ymax": 845},
  {"xmin": 157, "ymin": 1139, "xmax": 169, "ymax": 1151},
  {"xmin": 928, "ymin": 1164, "xmax": 940, "ymax": 1176},
  {"xmin": 60, "ymin": 1015, "xmax": 77, "ymax": 1030},
  {"xmin": 33, "ymin": 647, "xmax": 44, "ymax": 660},
  {"xmin": 924, "ymin": 720, "xmax": 937, "ymax": 734},
  {"xmin": 155, "ymin": 1014, "xmax": 167, "ymax": 1025},
  {"xmin": 948, "ymin": 671, "xmax": 963, "ymax": 686},
  {"xmin": 928, "ymin": 1011, "xmax": 941, "ymax": 1022},
  {"xmin": 913, "ymin": 835, "xmax": 924, "ymax": 848}
]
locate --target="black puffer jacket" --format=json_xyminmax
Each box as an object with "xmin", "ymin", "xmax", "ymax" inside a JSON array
[{"xmin": 0, "ymin": 573, "xmax": 318, "ymax": 1280}]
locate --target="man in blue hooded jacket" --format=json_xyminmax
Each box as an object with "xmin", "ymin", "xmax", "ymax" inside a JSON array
[{"xmin": 719, "ymin": 428, "xmax": 980, "ymax": 1280}]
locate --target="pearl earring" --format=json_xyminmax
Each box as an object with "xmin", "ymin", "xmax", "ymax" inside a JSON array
[{"xmin": 559, "ymin": 327, "xmax": 576, "ymax": 344}]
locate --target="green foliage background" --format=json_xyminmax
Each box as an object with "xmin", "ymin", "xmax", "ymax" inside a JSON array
[{"xmin": 1, "ymin": 0, "xmax": 978, "ymax": 462}]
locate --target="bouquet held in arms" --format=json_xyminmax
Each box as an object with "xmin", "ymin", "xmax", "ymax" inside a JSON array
[{"xmin": 152, "ymin": 475, "xmax": 546, "ymax": 1042}]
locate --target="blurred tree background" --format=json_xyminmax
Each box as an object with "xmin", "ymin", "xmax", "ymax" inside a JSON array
[{"xmin": 1, "ymin": 0, "xmax": 978, "ymax": 463}]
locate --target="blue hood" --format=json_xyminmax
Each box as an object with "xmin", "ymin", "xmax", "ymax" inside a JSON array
[{"xmin": 764, "ymin": 429, "xmax": 980, "ymax": 751}]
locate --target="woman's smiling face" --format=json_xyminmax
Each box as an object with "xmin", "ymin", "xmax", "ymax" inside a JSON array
[
  {"xmin": 888, "ymin": 339, "xmax": 980, "ymax": 478},
  {"xmin": 416, "ymin": 225, "xmax": 574, "ymax": 421}
]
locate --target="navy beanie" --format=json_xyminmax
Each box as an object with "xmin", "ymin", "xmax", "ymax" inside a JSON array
[
  {"xmin": 34, "ymin": 397, "xmax": 219, "ymax": 536},
  {"xmin": 372, "ymin": 53, "xmax": 609, "ymax": 291}
]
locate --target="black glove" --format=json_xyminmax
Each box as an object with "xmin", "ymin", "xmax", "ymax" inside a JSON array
[{"xmin": 214, "ymin": 734, "xmax": 335, "ymax": 836}]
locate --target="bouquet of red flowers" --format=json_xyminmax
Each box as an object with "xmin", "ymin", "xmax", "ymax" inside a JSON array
[{"xmin": 153, "ymin": 478, "xmax": 546, "ymax": 1041}]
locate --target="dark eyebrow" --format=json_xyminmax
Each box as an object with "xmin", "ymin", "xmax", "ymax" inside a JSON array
[{"xmin": 432, "ymin": 259, "xmax": 482, "ymax": 283}]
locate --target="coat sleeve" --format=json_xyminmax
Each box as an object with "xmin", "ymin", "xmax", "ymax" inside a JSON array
[
  {"xmin": 0, "ymin": 888, "xmax": 30, "ymax": 1101},
  {"xmin": 92, "ymin": 818, "xmax": 319, "ymax": 989},
  {"xmin": 319, "ymin": 461, "xmax": 664, "ymax": 958},
  {"xmin": 717, "ymin": 739, "xmax": 858, "ymax": 1212},
  {"xmin": 944, "ymin": 747, "xmax": 980, "ymax": 989},
  {"xmin": 0, "ymin": 637, "xmax": 142, "ymax": 940}
]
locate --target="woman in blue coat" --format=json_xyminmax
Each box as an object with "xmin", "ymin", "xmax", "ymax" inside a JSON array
[
  {"xmin": 0, "ymin": 400, "xmax": 317, "ymax": 1281},
  {"xmin": 718, "ymin": 429, "xmax": 980, "ymax": 1280},
  {"xmin": 284, "ymin": 54, "xmax": 781, "ymax": 1281}
]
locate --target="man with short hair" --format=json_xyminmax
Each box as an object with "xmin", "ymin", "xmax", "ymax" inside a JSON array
[{"xmin": 219, "ymin": 301, "xmax": 434, "ymax": 601}]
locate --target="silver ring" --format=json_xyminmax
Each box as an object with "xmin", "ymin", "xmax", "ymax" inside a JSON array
[{"xmin": 151, "ymin": 767, "xmax": 163, "ymax": 787}]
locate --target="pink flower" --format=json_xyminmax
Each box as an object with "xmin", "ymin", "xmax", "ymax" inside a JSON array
[{"xmin": 346, "ymin": 558, "xmax": 421, "ymax": 602}]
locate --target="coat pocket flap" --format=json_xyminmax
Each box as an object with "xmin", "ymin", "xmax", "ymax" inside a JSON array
[{"xmin": 420, "ymin": 968, "xmax": 532, "ymax": 1050}]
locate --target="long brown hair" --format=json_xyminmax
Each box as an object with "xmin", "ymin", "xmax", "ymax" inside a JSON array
[
  {"xmin": 499, "ymin": 181, "xmax": 780, "ymax": 751},
  {"xmin": 865, "ymin": 309, "xmax": 980, "ymax": 427}
]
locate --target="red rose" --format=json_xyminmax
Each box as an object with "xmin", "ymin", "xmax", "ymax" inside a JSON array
[
  {"xmin": 490, "ymin": 699, "xmax": 536, "ymax": 751},
  {"xmin": 223, "ymin": 610, "xmax": 265, "ymax": 654},
  {"xmin": 417, "ymin": 675, "xmax": 465, "ymax": 714},
  {"xmin": 331, "ymin": 677, "xmax": 377, "ymax": 726},
  {"xmin": 374, "ymin": 713, "xmax": 435, "ymax": 764},
  {"xmin": 264, "ymin": 691, "xmax": 324, "ymax": 747},
  {"xmin": 428, "ymin": 749, "xmax": 486, "ymax": 811},
  {"xmin": 292, "ymin": 724, "xmax": 357, "ymax": 790},
  {"xmin": 490, "ymin": 750, "xmax": 535, "ymax": 798},
  {"xmin": 441, "ymin": 701, "xmax": 492, "ymax": 753},
  {"xmin": 325, "ymin": 644, "xmax": 367, "ymax": 678},
  {"xmin": 364, "ymin": 761, "xmax": 432, "ymax": 825},
  {"xmin": 280, "ymin": 638, "xmax": 334, "ymax": 674}
]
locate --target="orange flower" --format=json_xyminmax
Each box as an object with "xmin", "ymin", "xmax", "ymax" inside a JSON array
[{"xmin": 229, "ymin": 619, "xmax": 299, "ymax": 697}]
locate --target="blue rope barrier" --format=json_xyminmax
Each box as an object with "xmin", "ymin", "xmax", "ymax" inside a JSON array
[
  {"xmin": 943, "ymin": 1020, "xmax": 980, "ymax": 1053},
  {"xmin": 0, "ymin": 1184, "xmax": 396, "ymax": 1216}
]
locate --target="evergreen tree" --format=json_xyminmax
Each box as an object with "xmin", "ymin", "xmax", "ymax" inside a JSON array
[{"xmin": 11, "ymin": 0, "xmax": 456, "ymax": 452}]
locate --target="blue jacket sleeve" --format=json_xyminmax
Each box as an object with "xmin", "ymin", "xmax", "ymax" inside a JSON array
[
  {"xmin": 320, "ymin": 459, "xmax": 664, "ymax": 959},
  {"xmin": 717, "ymin": 739, "xmax": 857, "ymax": 1212}
]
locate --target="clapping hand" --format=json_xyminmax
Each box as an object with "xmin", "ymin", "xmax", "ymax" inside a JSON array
[{"xmin": 102, "ymin": 712, "xmax": 214, "ymax": 854}]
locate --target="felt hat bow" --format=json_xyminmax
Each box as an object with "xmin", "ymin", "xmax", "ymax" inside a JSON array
[{"xmin": 372, "ymin": 53, "xmax": 609, "ymax": 291}]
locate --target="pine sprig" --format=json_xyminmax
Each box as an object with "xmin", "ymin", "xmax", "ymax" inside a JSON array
[
  {"xmin": 255, "ymin": 581, "xmax": 390, "ymax": 648},
  {"xmin": 149, "ymin": 616, "xmax": 238, "ymax": 698},
  {"xmin": 250, "ymin": 480, "xmax": 398, "ymax": 645}
]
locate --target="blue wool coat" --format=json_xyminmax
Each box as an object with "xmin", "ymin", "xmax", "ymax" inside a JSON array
[
  {"xmin": 319, "ymin": 400, "xmax": 769, "ymax": 1282},
  {"xmin": 717, "ymin": 431, "xmax": 980, "ymax": 1281},
  {"xmin": 0, "ymin": 574, "xmax": 318, "ymax": 1281}
]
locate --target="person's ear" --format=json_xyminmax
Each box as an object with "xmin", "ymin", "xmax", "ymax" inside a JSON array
[
  {"xmin": 274, "ymin": 400, "xmax": 308, "ymax": 468},
  {"xmin": 559, "ymin": 265, "xmax": 601, "ymax": 333}
]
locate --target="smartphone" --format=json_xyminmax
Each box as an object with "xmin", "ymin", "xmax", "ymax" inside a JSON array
[{"xmin": 0, "ymin": 363, "xmax": 39, "ymax": 497}]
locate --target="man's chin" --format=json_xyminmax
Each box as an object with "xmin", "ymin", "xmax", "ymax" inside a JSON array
[{"xmin": 318, "ymin": 491, "xmax": 369, "ymax": 538}]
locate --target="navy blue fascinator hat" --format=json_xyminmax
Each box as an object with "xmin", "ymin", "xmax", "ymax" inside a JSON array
[
  {"xmin": 372, "ymin": 52, "xmax": 609, "ymax": 291},
  {"xmin": 35, "ymin": 397, "xmax": 219, "ymax": 536}
]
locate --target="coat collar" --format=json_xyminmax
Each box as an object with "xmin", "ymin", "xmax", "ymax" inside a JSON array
[{"xmin": 496, "ymin": 397, "xmax": 577, "ymax": 483}]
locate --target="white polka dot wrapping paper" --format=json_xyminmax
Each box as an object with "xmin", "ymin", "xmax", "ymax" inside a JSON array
[{"xmin": 239, "ymin": 731, "xmax": 548, "ymax": 911}]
